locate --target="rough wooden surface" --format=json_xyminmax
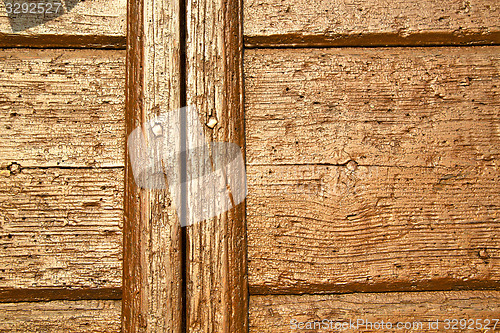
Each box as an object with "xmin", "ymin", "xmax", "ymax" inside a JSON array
[
  {"xmin": 244, "ymin": 0, "xmax": 500, "ymax": 47},
  {"xmin": 0, "ymin": 48, "xmax": 125, "ymax": 168},
  {"xmin": 0, "ymin": 288, "xmax": 121, "ymax": 302},
  {"xmin": 250, "ymin": 291, "xmax": 500, "ymax": 332},
  {"xmin": 0, "ymin": 300, "xmax": 121, "ymax": 332},
  {"xmin": 247, "ymin": 164, "xmax": 500, "ymax": 293},
  {"xmin": 245, "ymin": 47, "xmax": 499, "ymax": 168},
  {"xmin": 0, "ymin": 48, "xmax": 124, "ymax": 295},
  {"xmin": 0, "ymin": 167, "xmax": 123, "ymax": 290},
  {"xmin": 0, "ymin": 0, "xmax": 126, "ymax": 48},
  {"xmin": 122, "ymin": 0, "xmax": 182, "ymax": 331},
  {"xmin": 245, "ymin": 47, "xmax": 500, "ymax": 294},
  {"xmin": 185, "ymin": 0, "xmax": 248, "ymax": 331}
]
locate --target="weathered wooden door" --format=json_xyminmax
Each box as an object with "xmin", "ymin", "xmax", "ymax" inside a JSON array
[{"xmin": 123, "ymin": 0, "xmax": 500, "ymax": 331}]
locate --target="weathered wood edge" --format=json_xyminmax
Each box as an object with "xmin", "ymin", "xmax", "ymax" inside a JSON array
[
  {"xmin": 0, "ymin": 288, "xmax": 122, "ymax": 303},
  {"xmin": 249, "ymin": 291, "xmax": 500, "ymax": 332},
  {"xmin": 185, "ymin": 0, "xmax": 248, "ymax": 331},
  {"xmin": 0, "ymin": 33, "xmax": 126, "ymax": 49},
  {"xmin": 249, "ymin": 280, "xmax": 500, "ymax": 296},
  {"xmin": 122, "ymin": 0, "xmax": 183, "ymax": 331},
  {"xmin": 245, "ymin": 31, "xmax": 500, "ymax": 48}
]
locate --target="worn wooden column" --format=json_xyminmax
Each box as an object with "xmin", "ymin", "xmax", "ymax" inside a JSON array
[
  {"xmin": 185, "ymin": 0, "xmax": 248, "ymax": 332},
  {"xmin": 123, "ymin": 0, "xmax": 183, "ymax": 331},
  {"xmin": 124, "ymin": 0, "xmax": 247, "ymax": 330}
]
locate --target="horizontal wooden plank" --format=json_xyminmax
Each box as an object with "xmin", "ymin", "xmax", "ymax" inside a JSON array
[
  {"xmin": 245, "ymin": 47, "xmax": 500, "ymax": 168},
  {"xmin": 0, "ymin": 0, "xmax": 126, "ymax": 48},
  {"xmin": 0, "ymin": 300, "xmax": 121, "ymax": 332},
  {"xmin": 244, "ymin": 0, "xmax": 500, "ymax": 47},
  {"xmin": 247, "ymin": 164, "xmax": 500, "ymax": 293},
  {"xmin": 0, "ymin": 167, "xmax": 123, "ymax": 290},
  {"xmin": 245, "ymin": 47, "xmax": 500, "ymax": 293},
  {"xmin": 0, "ymin": 48, "xmax": 125, "ymax": 168},
  {"xmin": 250, "ymin": 291, "xmax": 500, "ymax": 332},
  {"xmin": 0, "ymin": 48, "xmax": 124, "ymax": 297}
]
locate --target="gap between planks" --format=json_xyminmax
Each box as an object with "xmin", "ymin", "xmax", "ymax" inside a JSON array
[
  {"xmin": 0, "ymin": 34, "xmax": 126, "ymax": 49},
  {"xmin": 0, "ymin": 288, "xmax": 122, "ymax": 303},
  {"xmin": 244, "ymin": 32, "xmax": 500, "ymax": 49}
]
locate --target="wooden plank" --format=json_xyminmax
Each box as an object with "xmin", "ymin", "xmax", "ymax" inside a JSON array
[
  {"xmin": 0, "ymin": 0, "xmax": 126, "ymax": 48},
  {"xmin": 0, "ymin": 167, "xmax": 123, "ymax": 290},
  {"xmin": 0, "ymin": 48, "xmax": 124, "ymax": 299},
  {"xmin": 250, "ymin": 291, "xmax": 500, "ymax": 332},
  {"xmin": 0, "ymin": 300, "xmax": 121, "ymax": 332},
  {"xmin": 245, "ymin": 47, "xmax": 500, "ymax": 294},
  {"xmin": 244, "ymin": 0, "xmax": 500, "ymax": 47},
  {"xmin": 185, "ymin": 0, "xmax": 248, "ymax": 331},
  {"xmin": 0, "ymin": 48, "xmax": 125, "ymax": 168},
  {"xmin": 122, "ymin": 0, "xmax": 183, "ymax": 331},
  {"xmin": 245, "ymin": 47, "xmax": 500, "ymax": 168}
]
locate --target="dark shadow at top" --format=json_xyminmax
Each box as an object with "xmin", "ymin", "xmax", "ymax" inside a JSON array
[{"xmin": 4, "ymin": 0, "xmax": 81, "ymax": 32}]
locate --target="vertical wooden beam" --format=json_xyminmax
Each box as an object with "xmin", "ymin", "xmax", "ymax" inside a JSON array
[
  {"xmin": 123, "ymin": 0, "xmax": 183, "ymax": 331},
  {"xmin": 185, "ymin": 0, "xmax": 248, "ymax": 332}
]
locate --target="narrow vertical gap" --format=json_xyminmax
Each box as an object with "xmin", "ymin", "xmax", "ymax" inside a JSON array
[{"xmin": 179, "ymin": 0, "xmax": 188, "ymax": 330}]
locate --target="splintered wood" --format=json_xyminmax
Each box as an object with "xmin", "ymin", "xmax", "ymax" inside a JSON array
[{"xmin": 122, "ymin": 0, "xmax": 183, "ymax": 331}]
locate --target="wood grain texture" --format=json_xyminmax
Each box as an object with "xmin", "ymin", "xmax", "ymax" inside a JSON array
[
  {"xmin": 0, "ymin": 167, "xmax": 123, "ymax": 290},
  {"xmin": 122, "ymin": 0, "xmax": 182, "ymax": 331},
  {"xmin": 245, "ymin": 47, "xmax": 499, "ymax": 168},
  {"xmin": 245, "ymin": 47, "xmax": 500, "ymax": 294},
  {"xmin": 244, "ymin": 0, "xmax": 500, "ymax": 47},
  {"xmin": 185, "ymin": 0, "xmax": 248, "ymax": 331},
  {"xmin": 0, "ymin": 48, "xmax": 124, "ymax": 295},
  {"xmin": 0, "ymin": 300, "xmax": 121, "ymax": 332},
  {"xmin": 250, "ymin": 291, "xmax": 500, "ymax": 332},
  {"xmin": 0, "ymin": 0, "xmax": 126, "ymax": 48},
  {"xmin": 0, "ymin": 48, "xmax": 125, "ymax": 168}
]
